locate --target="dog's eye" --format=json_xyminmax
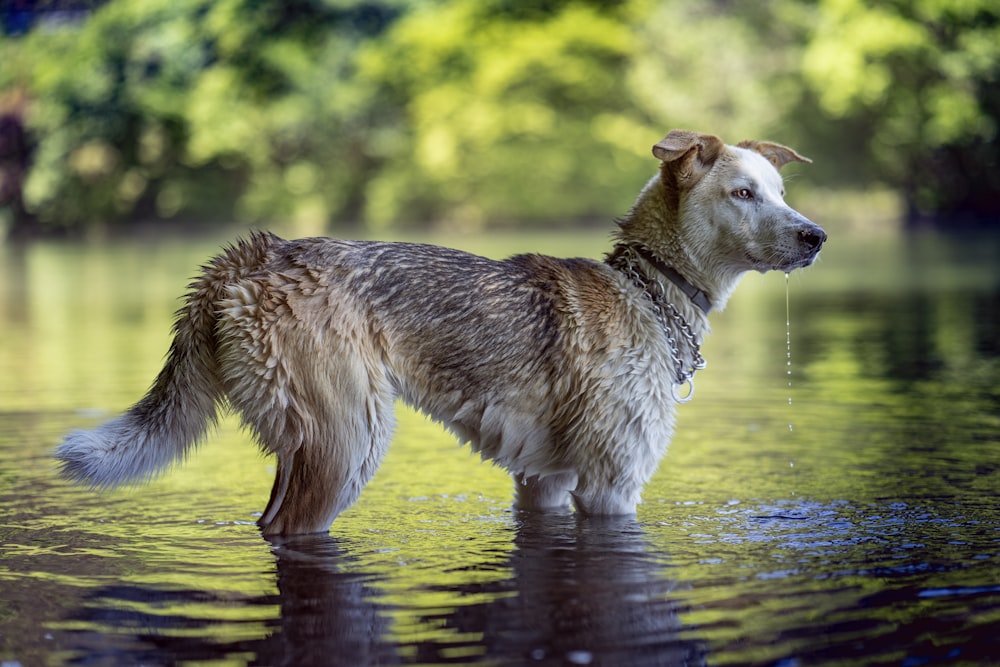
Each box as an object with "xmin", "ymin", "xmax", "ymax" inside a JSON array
[{"xmin": 733, "ymin": 188, "xmax": 753, "ymax": 201}]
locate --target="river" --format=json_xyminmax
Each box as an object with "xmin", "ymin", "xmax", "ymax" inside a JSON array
[{"xmin": 1, "ymin": 227, "xmax": 998, "ymax": 665}]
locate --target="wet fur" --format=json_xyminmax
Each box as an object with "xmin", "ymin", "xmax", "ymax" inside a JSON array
[{"xmin": 56, "ymin": 130, "xmax": 826, "ymax": 536}]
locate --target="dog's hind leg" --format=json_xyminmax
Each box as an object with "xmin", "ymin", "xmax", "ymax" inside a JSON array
[
  {"xmin": 217, "ymin": 279, "xmax": 396, "ymax": 536},
  {"xmin": 253, "ymin": 386, "xmax": 396, "ymax": 536},
  {"xmin": 259, "ymin": 448, "xmax": 296, "ymax": 528}
]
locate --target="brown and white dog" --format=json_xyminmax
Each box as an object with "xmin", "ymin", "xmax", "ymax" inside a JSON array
[{"xmin": 56, "ymin": 130, "xmax": 826, "ymax": 535}]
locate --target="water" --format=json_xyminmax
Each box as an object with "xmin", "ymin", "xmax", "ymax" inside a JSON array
[{"xmin": 2, "ymin": 229, "xmax": 999, "ymax": 666}]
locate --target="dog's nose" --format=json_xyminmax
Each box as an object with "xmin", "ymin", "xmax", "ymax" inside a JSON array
[{"xmin": 798, "ymin": 224, "xmax": 827, "ymax": 251}]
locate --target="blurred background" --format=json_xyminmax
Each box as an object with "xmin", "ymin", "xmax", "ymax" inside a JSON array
[
  {"xmin": 1, "ymin": 0, "xmax": 998, "ymax": 241},
  {"xmin": 2, "ymin": 5, "xmax": 999, "ymax": 664}
]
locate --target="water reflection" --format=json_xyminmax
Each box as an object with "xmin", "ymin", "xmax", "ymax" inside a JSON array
[
  {"xmin": 267, "ymin": 516, "xmax": 705, "ymax": 666},
  {"xmin": 59, "ymin": 535, "xmax": 395, "ymax": 666},
  {"xmin": 411, "ymin": 514, "xmax": 705, "ymax": 666},
  {"xmin": 57, "ymin": 516, "xmax": 704, "ymax": 665},
  {"xmin": 804, "ymin": 286, "xmax": 1000, "ymax": 384},
  {"xmin": 262, "ymin": 535, "xmax": 398, "ymax": 666},
  {"xmin": 65, "ymin": 585, "xmax": 272, "ymax": 665}
]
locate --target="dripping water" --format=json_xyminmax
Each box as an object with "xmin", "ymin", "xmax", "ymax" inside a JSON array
[{"xmin": 785, "ymin": 272, "xmax": 793, "ymax": 433}]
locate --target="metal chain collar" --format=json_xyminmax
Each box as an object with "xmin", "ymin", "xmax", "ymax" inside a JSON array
[{"xmin": 609, "ymin": 245, "xmax": 707, "ymax": 403}]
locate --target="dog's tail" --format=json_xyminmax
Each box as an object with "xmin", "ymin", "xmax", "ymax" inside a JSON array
[{"xmin": 55, "ymin": 232, "xmax": 280, "ymax": 489}]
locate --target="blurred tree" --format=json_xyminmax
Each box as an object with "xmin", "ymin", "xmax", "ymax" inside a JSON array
[
  {"xmin": 0, "ymin": 89, "xmax": 32, "ymax": 238},
  {"xmin": 359, "ymin": 0, "xmax": 641, "ymax": 228},
  {"xmin": 800, "ymin": 0, "xmax": 1000, "ymax": 223},
  {"xmin": 1, "ymin": 0, "xmax": 403, "ymax": 235},
  {"xmin": 1, "ymin": 0, "xmax": 998, "ymax": 237},
  {"xmin": 4, "ymin": 0, "xmax": 234, "ymax": 232},
  {"xmin": 184, "ymin": 0, "xmax": 404, "ymax": 232},
  {"xmin": 626, "ymin": 1, "xmax": 810, "ymax": 143}
]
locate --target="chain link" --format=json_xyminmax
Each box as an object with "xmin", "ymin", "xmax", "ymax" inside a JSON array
[{"xmin": 610, "ymin": 245, "xmax": 706, "ymax": 402}]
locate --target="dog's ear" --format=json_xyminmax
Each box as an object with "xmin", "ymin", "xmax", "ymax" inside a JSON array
[
  {"xmin": 653, "ymin": 130, "xmax": 724, "ymax": 164},
  {"xmin": 737, "ymin": 140, "xmax": 812, "ymax": 170},
  {"xmin": 652, "ymin": 131, "xmax": 725, "ymax": 183}
]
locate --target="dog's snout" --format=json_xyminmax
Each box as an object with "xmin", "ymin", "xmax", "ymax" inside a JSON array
[{"xmin": 798, "ymin": 225, "xmax": 827, "ymax": 251}]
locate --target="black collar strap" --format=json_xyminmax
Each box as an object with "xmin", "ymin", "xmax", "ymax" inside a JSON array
[{"xmin": 633, "ymin": 245, "xmax": 713, "ymax": 314}]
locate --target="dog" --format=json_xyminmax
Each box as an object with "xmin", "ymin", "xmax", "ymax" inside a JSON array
[{"xmin": 55, "ymin": 130, "xmax": 826, "ymax": 536}]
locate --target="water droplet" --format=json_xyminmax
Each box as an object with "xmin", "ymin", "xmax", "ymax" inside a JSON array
[{"xmin": 785, "ymin": 273, "xmax": 794, "ymax": 434}]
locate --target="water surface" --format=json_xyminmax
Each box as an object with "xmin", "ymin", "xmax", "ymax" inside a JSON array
[{"xmin": 1, "ymin": 229, "xmax": 998, "ymax": 665}]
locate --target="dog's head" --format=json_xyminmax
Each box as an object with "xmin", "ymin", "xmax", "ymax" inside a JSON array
[{"xmin": 651, "ymin": 130, "xmax": 826, "ymax": 274}]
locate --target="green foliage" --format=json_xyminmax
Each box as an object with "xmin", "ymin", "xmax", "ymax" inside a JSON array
[
  {"xmin": 5, "ymin": 0, "xmax": 218, "ymax": 228},
  {"xmin": 0, "ymin": 0, "xmax": 998, "ymax": 236},
  {"xmin": 359, "ymin": 0, "xmax": 641, "ymax": 227},
  {"xmin": 2, "ymin": 0, "xmax": 403, "ymax": 233},
  {"xmin": 800, "ymin": 0, "xmax": 1000, "ymax": 220},
  {"xmin": 627, "ymin": 1, "xmax": 809, "ymax": 139}
]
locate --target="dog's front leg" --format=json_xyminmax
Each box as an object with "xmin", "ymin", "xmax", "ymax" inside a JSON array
[
  {"xmin": 571, "ymin": 478, "xmax": 642, "ymax": 517},
  {"xmin": 514, "ymin": 471, "xmax": 578, "ymax": 512}
]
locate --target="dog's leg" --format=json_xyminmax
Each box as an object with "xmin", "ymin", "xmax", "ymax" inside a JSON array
[
  {"xmin": 218, "ymin": 290, "xmax": 397, "ymax": 535},
  {"xmin": 259, "ymin": 448, "xmax": 296, "ymax": 528},
  {"xmin": 514, "ymin": 471, "xmax": 578, "ymax": 512},
  {"xmin": 256, "ymin": 398, "xmax": 395, "ymax": 536},
  {"xmin": 259, "ymin": 444, "xmax": 358, "ymax": 536},
  {"xmin": 571, "ymin": 478, "xmax": 642, "ymax": 517}
]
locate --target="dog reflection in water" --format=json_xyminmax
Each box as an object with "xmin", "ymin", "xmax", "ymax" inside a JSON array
[
  {"xmin": 65, "ymin": 517, "xmax": 705, "ymax": 664},
  {"xmin": 267, "ymin": 517, "xmax": 703, "ymax": 664}
]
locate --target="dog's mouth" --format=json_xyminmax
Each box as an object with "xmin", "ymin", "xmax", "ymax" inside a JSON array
[
  {"xmin": 780, "ymin": 253, "xmax": 820, "ymax": 271},
  {"xmin": 783, "ymin": 245, "xmax": 824, "ymax": 271},
  {"xmin": 750, "ymin": 223, "xmax": 827, "ymax": 273},
  {"xmin": 755, "ymin": 249, "xmax": 823, "ymax": 273}
]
